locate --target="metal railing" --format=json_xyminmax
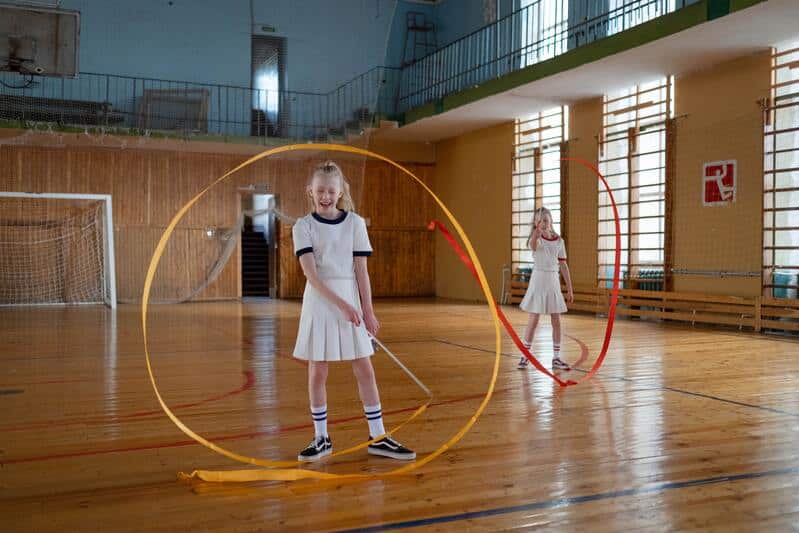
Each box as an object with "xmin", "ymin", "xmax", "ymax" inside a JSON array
[
  {"xmin": 398, "ymin": 0, "xmax": 689, "ymax": 111},
  {"xmin": 0, "ymin": 66, "xmax": 401, "ymax": 141},
  {"xmin": 0, "ymin": 0, "xmax": 696, "ymax": 140}
]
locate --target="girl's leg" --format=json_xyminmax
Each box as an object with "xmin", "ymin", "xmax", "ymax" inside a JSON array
[
  {"xmin": 308, "ymin": 361, "xmax": 329, "ymax": 408},
  {"xmin": 351, "ymin": 357, "xmax": 384, "ymax": 436},
  {"xmin": 551, "ymin": 313, "xmax": 561, "ymax": 348},
  {"xmin": 523, "ymin": 313, "xmax": 540, "ymax": 346},
  {"xmin": 308, "ymin": 361, "xmax": 329, "ymax": 438},
  {"xmin": 298, "ymin": 361, "xmax": 332, "ymax": 461},
  {"xmin": 351, "ymin": 357, "xmax": 380, "ymax": 407},
  {"xmin": 518, "ymin": 313, "xmax": 540, "ymax": 368},
  {"xmin": 551, "ymin": 313, "xmax": 569, "ymax": 369},
  {"xmin": 351, "ymin": 357, "xmax": 415, "ymax": 459}
]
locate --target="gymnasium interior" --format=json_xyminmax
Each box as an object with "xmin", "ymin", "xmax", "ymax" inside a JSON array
[{"xmin": 1, "ymin": 0, "xmax": 799, "ymax": 531}]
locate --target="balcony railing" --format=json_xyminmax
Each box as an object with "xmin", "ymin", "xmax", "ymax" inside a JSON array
[
  {"xmin": 398, "ymin": 0, "xmax": 689, "ymax": 111},
  {"xmin": 0, "ymin": 66, "xmax": 401, "ymax": 142},
  {"xmin": 0, "ymin": 1, "xmax": 695, "ymax": 140}
]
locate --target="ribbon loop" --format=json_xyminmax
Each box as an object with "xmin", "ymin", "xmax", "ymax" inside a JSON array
[{"xmin": 143, "ymin": 144, "xmax": 505, "ymax": 483}]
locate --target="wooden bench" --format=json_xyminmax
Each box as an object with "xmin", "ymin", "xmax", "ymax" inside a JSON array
[
  {"xmin": 599, "ymin": 288, "xmax": 758, "ymax": 330},
  {"xmin": 506, "ymin": 278, "xmax": 799, "ymax": 334},
  {"xmin": 760, "ymin": 297, "xmax": 799, "ymax": 332},
  {"xmin": 0, "ymin": 95, "xmax": 125, "ymax": 126}
]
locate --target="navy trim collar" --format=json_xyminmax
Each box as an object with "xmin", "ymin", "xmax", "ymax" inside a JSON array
[{"xmin": 312, "ymin": 211, "xmax": 348, "ymax": 225}]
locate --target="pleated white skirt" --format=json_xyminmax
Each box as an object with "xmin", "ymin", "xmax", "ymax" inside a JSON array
[
  {"xmin": 519, "ymin": 270, "xmax": 568, "ymax": 315},
  {"xmin": 293, "ymin": 278, "xmax": 374, "ymax": 361}
]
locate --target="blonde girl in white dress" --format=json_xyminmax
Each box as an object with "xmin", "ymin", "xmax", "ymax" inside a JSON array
[
  {"xmin": 292, "ymin": 161, "xmax": 415, "ymax": 462},
  {"xmin": 518, "ymin": 207, "xmax": 574, "ymax": 371}
]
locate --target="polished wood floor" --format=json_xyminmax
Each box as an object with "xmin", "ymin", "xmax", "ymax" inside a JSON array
[{"xmin": 1, "ymin": 299, "xmax": 798, "ymax": 532}]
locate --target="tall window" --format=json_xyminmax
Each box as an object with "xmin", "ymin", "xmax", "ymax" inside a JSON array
[
  {"xmin": 252, "ymin": 36, "xmax": 285, "ymax": 135},
  {"xmin": 567, "ymin": 1, "xmax": 680, "ymax": 50},
  {"xmin": 606, "ymin": 0, "xmax": 678, "ymax": 37},
  {"xmin": 598, "ymin": 78, "xmax": 673, "ymax": 288},
  {"xmin": 764, "ymin": 41, "xmax": 799, "ymax": 298},
  {"xmin": 512, "ymin": 106, "xmax": 568, "ymax": 273},
  {"xmin": 519, "ymin": 0, "xmax": 568, "ymax": 67}
]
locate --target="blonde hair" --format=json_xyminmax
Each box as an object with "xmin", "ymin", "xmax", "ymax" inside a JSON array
[
  {"xmin": 530, "ymin": 207, "xmax": 558, "ymax": 239},
  {"xmin": 306, "ymin": 160, "xmax": 355, "ymax": 212}
]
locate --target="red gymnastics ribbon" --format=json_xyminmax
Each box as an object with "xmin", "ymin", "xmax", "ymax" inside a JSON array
[{"xmin": 428, "ymin": 157, "xmax": 621, "ymax": 387}]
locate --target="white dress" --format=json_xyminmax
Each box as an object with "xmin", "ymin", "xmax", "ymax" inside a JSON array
[
  {"xmin": 519, "ymin": 234, "xmax": 568, "ymax": 315},
  {"xmin": 292, "ymin": 211, "xmax": 375, "ymax": 361}
]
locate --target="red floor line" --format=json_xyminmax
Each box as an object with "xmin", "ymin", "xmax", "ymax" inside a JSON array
[
  {"xmin": 0, "ymin": 336, "xmax": 483, "ymax": 433},
  {"xmin": 124, "ymin": 370, "xmax": 256, "ymax": 418},
  {"xmin": 2, "ymin": 388, "xmax": 509, "ymax": 465},
  {"xmin": 565, "ymin": 333, "xmax": 591, "ymax": 369},
  {"xmin": 0, "ymin": 370, "xmax": 256, "ymax": 433},
  {"xmin": 0, "ymin": 378, "xmax": 96, "ymax": 387},
  {"xmin": 0, "ymin": 336, "xmax": 433, "ymax": 433},
  {"xmin": 4, "ymin": 334, "xmax": 593, "ymax": 464},
  {"xmin": 3, "ymin": 333, "xmax": 591, "ymax": 435}
]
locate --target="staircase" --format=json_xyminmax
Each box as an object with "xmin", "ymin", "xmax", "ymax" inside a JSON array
[
  {"xmin": 241, "ymin": 229, "xmax": 270, "ymax": 297},
  {"xmin": 323, "ymin": 106, "xmax": 399, "ymax": 145}
]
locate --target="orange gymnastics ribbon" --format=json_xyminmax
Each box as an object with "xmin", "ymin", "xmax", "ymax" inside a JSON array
[{"xmin": 142, "ymin": 143, "xmax": 505, "ymax": 483}]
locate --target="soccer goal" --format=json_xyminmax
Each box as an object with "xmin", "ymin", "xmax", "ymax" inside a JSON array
[{"xmin": 0, "ymin": 192, "xmax": 117, "ymax": 308}]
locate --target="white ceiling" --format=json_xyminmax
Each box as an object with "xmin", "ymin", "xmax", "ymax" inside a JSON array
[{"xmin": 374, "ymin": 0, "xmax": 799, "ymax": 143}]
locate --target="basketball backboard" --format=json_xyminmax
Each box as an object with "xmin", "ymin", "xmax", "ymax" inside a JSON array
[{"xmin": 0, "ymin": 3, "xmax": 79, "ymax": 78}]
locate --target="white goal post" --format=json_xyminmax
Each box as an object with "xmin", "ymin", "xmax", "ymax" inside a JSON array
[{"xmin": 0, "ymin": 192, "xmax": 117, "ymax": 308}]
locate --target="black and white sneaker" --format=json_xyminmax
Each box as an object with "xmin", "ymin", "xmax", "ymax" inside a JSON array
[
  {"xmin": 297, "ymin": 436, "xmax": 332, "ymax": 462},
  {"xmin": 517, "ymin": 356, "xmax": 530, "ymax": 369},
  {"xmin": 552, "ymin": 357, "xmax": 571, "ymax": 371},
  {"xmin": 368, "ymin": 435, "xmax": 416, "ymax": 461}
]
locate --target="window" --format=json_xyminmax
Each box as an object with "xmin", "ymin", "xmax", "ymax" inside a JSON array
[
  {"xmin": 567, "ymin": 1, "xmax": 680, "ymax": 50},
  {"xmin": 251, "ymin": 36, "xmax": 285, "ymax": 136},
  {"xmin": 598, "ymin": 78, "xmax": 673, "ymax": 288},
  {"xmin": 764, "ymin": 41, "xmax": 799, "ymax": 298},
  {"xmin": 519, "ymin": 0, "xmax": 568, "ymax": 67},
  {"xmin": 606, "ymin": 0, "xmax": 678, "ymax": 37},
  {"xmin": 512, "ymin": 106, "xmax": 568, "ymax": 274}
]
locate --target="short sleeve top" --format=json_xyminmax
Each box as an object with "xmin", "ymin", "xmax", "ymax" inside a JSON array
[
  {"xmin": 532, "ymin": 234, "xmax": 567, "ymax": 272},
  {"xmin": 292, "ymin": 211, "xmax": 372, "ymax": 279}
]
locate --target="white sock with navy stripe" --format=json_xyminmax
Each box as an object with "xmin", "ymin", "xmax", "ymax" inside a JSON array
[
  {"xmin": 311, "ymin": 405, "xmax": 328, "ymax": 439},
  {"xmin": 553, "ymin": 343, "xmax": 561, "ymax": 360},
  {"xmin": 364, "ymin": 403, "xmax": 385, "ymax": 438}
]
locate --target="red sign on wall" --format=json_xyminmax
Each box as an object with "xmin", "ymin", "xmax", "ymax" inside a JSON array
[{"xmin": 703, "ymin": 160, "xmax": 736, "ymax": 206}]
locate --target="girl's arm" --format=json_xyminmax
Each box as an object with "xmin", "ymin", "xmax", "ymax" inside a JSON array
[
  {"xmin": 298, "ymin": 254, "xmax": 361, "ymax": 325},
  {"xmin": 560, "ymin": 261, "xmax": 574, "ymax": 304},
  {"xmin": 354, "ymin": 256, "xmax": 379, "ymax": 336},
  {"xmin": 529, "ymin": 227, "xmax": 542, "ymax": 251}
]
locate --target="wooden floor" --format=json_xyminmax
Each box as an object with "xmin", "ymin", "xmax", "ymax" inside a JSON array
[{"xmin": 1, "ymin": 299, "xmax": 798, "ymax": 532}]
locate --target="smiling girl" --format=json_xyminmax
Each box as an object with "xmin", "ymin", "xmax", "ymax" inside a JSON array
[{"xmin": 291, "ymin": 161, "xmax": 415, "ymax": 462}]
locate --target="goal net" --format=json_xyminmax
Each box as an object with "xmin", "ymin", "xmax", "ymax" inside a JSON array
[{"xmin": 0, "ymin": 192, "xmax": 116, "ymax": 307}]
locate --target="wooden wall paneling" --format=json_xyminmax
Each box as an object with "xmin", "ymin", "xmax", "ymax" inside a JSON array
[
  {"xmin": 147, "ymin": 151, "xmax": 178, "ymax": 228},
  {"xmin": 278, "ymin": 222, "xmax": 304, "ymax": 299},
  {"xmin": 114, "ymin": 226, "xmax": 155, "ymax": 301},
  {"xmin": 359, "ymin": 162, "xmax": 436, "ymax": 229},
  {"xmin": 112, "ymin": 150, "xmax": 150, "ymax": 226},
  {"xmin": 0, "ymin": 145, "xmax": 19, "ymax": 190},
  {"xmin": 186, "ymin": 228, "xmax": 239, "ymax": 300},
  {"xmin": 154, "ymin": 228, "xmax": 191, "ymax": 301},
  {"xmin": 2, "ymin": 143, "xmax": 438, "ymax": 302},
  {"xmin": 17, "ymin": 146, "xmax": 60, "ymax": 193},
  {"xmin": 369, "ymin": 229, "xmax": 435, "ymax": 297},
  {"xmin": 66, "ymin": 149, "xmax": 114, "ymax": 195}
]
